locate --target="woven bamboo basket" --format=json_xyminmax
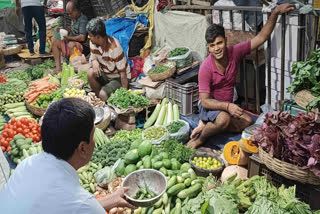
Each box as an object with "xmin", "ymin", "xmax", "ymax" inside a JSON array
[
  {"xmin": 259, "ymin": 146, "xmax": 320, "ymax": 185},
  {"xmin": 25, "ymin": 100, "xmax": 47, "ymax": 117},
  {"xmin": 148, "ymin": 61, "xmax": 176, "ymax": 82},
  {"xmin": 294, "ymin": 90, "xmax": 316, "ymax": 110}
]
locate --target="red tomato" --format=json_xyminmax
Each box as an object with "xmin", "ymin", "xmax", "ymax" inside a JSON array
[
  {"xmin": 11, "ymin": 119, "xmax": 16, "ymax": 125},
  {"xmin": 25, "ymin": 134, "xmax": 30, "ymax": 138},
  {"xmin": 35, "ymin": 136, "xmax": 40, "ymax": 142},
  {"xmin": 3, "ymin": 124, "xmax": 9, "ymax": 129},
  {"xmin": 6, "ymin": 146, "xmax": 12, "ymax": 152},
  {"xmin": 2, "ymin": 132, "xmax": 8, "ymax": 138},
  {"xmin": 17, "ymin": 121, "xmax": 22, "ymax": 127},
  {"xmin": 2, "ymin": 141, "xmax": 9, "ymax": 148},
  {"xmin": 1, "ymin": 146, "xmax": 5, "ymax": 152},
  {"xmin": 17, "ymin": 128, "xmax": 23, "ymax": 133}
]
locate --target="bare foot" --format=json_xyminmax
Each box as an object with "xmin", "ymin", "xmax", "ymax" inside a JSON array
[
  {"xmin": 187, "ymin": 138, "xmax": 202, "ymax": 149},
  {"xmin": 190, "ymin": 120, "xmax": 206, "ymax": 139}
]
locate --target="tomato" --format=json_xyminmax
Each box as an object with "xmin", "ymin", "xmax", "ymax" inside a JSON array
[
  {"xmin": 17, "ymin": 128, "xmax": 23, "ymax": 133},
  {"xmin": 8, "ymin": 130, "xmax": 14, "ymax": 138},
  {"xmin": 2, "ymin": 141, "xmax": 9, "ymax": 148},
  {"xmin": 25, "ymin": 134, "xmax": 30, "ymax": 138},
  {"xmin": 11, "ymin": 119, "xmax": 16, "ymax": 125},
  {"xmin": 2, "ymin": 132, "xmax": 8, "ymax": 138},
  {"xmin": 3, "ymin": 124, "xmax": 9, "ymax": 129},
  {"xmin": 23, "ymin": 129, "xmax": 30, "ymax": 135},
  {"xmin": 1, "ymin": 146, "xmax": 5, "ymax": 152},
  {"xmin": 6, "ymin": 146, "xmax": 12, "ymax": 152},
  {"xmin": 32, "ymin": 129, "xmax": 37, "ymax": 134},
  {"xmin": 17, "ymin": 121, "xmax": 22, "ymax": 127},
  {"xmin": 35, "ymin": 136, "xmax": 40, "ymax": 142}
]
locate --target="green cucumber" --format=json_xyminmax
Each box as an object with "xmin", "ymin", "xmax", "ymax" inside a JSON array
[
  {"xmin": 167, "ymin": 176, "xmax": 177, "ymax": 189},
  {"xmin": 177, "ymin": 183, "xmax": 202, "ymax": 199},
  {"xmin": 167, "ymin": 183, "xmax": 185, "ymax": 196}
]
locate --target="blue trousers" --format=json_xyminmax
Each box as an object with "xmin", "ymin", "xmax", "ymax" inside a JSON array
[{"xmin": 22, "ymin": 6, "xmax": 46, "ymax": 54}]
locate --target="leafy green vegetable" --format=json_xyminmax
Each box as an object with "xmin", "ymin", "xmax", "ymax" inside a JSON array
[
  {"xmin": 157, "ymin": 140, "xmax": 195, "ymax": 163},
  {"xmin": 6, "ymin": 70, "xmax": 32, "ymax": 82},
  {"xmin": 167, "ymin": 121, "xmax": 185, "ymax": 133},
  {"xmin": 149, "ymin": 65, "xmax": 169, "ymax": 74},
  {"xmin": 74, "ymin": 71, "xmax": 89, "ymax": 88},
  {"xmin": 91, "ymin": 140, "xmax": 130, "ymax": 167},
  {"xmin": 110, "ymin": 129, "xmax": 142, "ymax": 143},
  {"xmin": 108, "ymin": 88, "xmax": 149, "ymax": 109},
  {"xmin": 24, "ymin": 59, "xmax": 55, "ymax": 80},
  {"xmin": 287, "ymin": 49, "xmax": 320, "ymax": 111},
  {"xmin": 168, "ymin": 47, "xmax": 189, "ymax": 58}
]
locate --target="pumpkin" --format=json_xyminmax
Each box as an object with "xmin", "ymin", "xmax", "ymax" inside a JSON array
[
  {"xmin": 239, "ymin": 138, "xmax": 258, "ymax": 154},
  {"xmin": 223, "ymin": 141, "xmax": 249, "ymax": 166},
  {"xmin": 220, "ymin": 165, "xmax": 248, "ymax": 183}
]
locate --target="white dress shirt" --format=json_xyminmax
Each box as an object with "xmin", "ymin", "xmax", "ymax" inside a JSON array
[
  {"xmin": 21, "ymin": 0, "xmax": 42, "ymax": 8},
  {"xmin": 0, "ymin": 152, "xmax": 106, "ymax": 214}
]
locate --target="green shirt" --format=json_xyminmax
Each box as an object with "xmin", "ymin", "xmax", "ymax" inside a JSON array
[{"xmin": 70, "ymin": 13, "xmax": 88, "ymax": 37}]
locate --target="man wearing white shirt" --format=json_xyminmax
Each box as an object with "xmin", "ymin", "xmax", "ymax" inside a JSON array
[
  {"xmin": 0, "ymin": 98, "xmax": 135, "ymax": 213},
  {"xmin": 15, "ymin": 0, "xmax": 49, "ymax": 56}
]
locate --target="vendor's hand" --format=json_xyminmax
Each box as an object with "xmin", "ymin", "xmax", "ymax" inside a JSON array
[
  {"xmin": 92, "ymin": 60, "xmax": 102, "ymax": 77},
  {"xmin": 228, "ymin": 103, "xmax": 243, "ymax": 118},
  {"xmin": 64, "ymin": 36, "xmax": 70, "ymax": 43},
  {"xmin": 190, "ymin": 120, "xmax": 205, "ymax": 139},
  {"xmin": 274, "ymin": 3, "xmax": 295, "ymax": 15},
  {"xmin": 15, "ymin": 7, "xmax": 22, "ymax": 16},
  {"xmin": 112, "ymin": 187, "xmax": 136, "ymax": 209}
]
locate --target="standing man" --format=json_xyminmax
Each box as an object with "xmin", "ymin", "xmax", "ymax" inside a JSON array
[
  {"xmin": 87, "ymin": 18, "xmax": 131, "ymax": 102},
  {"xmin": 52, "ymin": 1, "xmax": 88, "ymax": 73},
  {"xmin": 15, "ymin": 0, "xmax": 49, "ymax": 56},
  {"xmin": 187, "ymin": 3, "xmax": 295, "ymax": 149},
  {"xmin": 0, "ymin": 98, "xmax": 135, "ymax": 213}
]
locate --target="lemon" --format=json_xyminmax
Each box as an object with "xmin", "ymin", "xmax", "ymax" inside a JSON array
[
  {"xmin": 194, "ymin": 157, "xmax": 197, "ymax": 161},
  {"xmin": 208, "ymin": 157, "xmax": 212, "ymax": 161},
  {"xmin": 203, "ymin": 157, "xmax": 207, "ymax": 161}
]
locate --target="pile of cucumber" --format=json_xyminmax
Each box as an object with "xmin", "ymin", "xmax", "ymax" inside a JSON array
[
  {"xmin": 8, "ymin": 134, "xmax": 42, "ymax": 164},
  {"xmin": 77, "ymin": 161, "xmax": 103, "ymax": 193}
]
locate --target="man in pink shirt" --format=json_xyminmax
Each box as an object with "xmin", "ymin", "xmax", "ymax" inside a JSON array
[{"xmin": 187, "ymin": 3, "xmax": 295, "ymax": 149}]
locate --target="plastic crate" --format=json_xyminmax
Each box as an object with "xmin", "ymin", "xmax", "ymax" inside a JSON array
[
  {"xmin": 248, "ymin": 154, "xmax": 320, "ymax": 210},
  {"xmin": 282, "ymin": 100, "xmax": 306, "ymax": 116},
  {"xmin": 165, "ymin": 80, "xmax": 199, "ymax": 116}
]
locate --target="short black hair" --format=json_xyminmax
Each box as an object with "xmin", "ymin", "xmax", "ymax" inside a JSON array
[
  {"xmin": 41, "ymin": 98, "xmax": 95, "ymax": 161},
  {"xmin": 205, "ymin": 24, "xmax": 225, "ymax": 44},
  {"xmin": 86, "ymin": 18, "xmax": 106, "ymax": 38}
]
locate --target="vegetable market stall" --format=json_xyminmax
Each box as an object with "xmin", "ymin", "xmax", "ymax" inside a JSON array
[{"xmin": 1, "ymin": 47, "xmax": 320, "ymax": 214}]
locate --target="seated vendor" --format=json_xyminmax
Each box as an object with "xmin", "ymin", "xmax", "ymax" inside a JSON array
[
  {"xmin": 187, "ymin": 3, "xmax": 295, "ymax": 149},
  {"xmin": 52, "ymin": 1, "xmax": 89, "ymax": 73},
  {"xmin": 87, "ymin": 18, "xmax": 131, "ymax": 102},
  {"xmin": 0, "ymin": 98, "xmax": 135, "ymax": 214}
]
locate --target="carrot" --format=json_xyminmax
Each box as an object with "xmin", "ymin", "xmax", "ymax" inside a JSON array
[{"xmin": 27, "ymin": 92, "xmax": 41, "ymax": 103}]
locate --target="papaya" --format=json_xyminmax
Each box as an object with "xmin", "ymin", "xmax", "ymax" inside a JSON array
[
  {"xmin": 124, "ymin": 149, "xmax": 140, "ymax": 164},
  {"xmin": 138, "ymin": 140, "xmax": 152, "ymax": 157},
  {"xmin": 223, "ymin": 141, "xmax": 248, "ymax": 166}
]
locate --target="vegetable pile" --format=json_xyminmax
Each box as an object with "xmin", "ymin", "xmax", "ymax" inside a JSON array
[
  {"xmin": 131, "ymin": 184, "xmax": 158, "ymax": 200},
  {"xmin": 191, "ymin": 156, "xmax": 222, "ymax": 170},
  {"xmin": 167, "ymin": 121, "xmax": 185, "ymax": 133},
  {"xmin": 24, "ymin": 76, "xmax": 59, "ymax": 104},
  {"xmin": 0, "ymin": 118, "xmax": 41, "ymax": 152},
  {"xmin": 6, "ymin": 70, "xmax": 32, "ymax": 82},
  {"xmin": 61, "ymin": 63, "xmax": 75, "ymax": 85},
  {"xmin": 110, "ymin": 128, "xmax": 142, "ymax": 143},
  {"xmin": 63, "ymin": 87, "xmax": 85, "ymax": 98},
  {"xmin": 73, "ymin": 92, "xmax": 105, "ymax": 107},
  {"xmin": 168, "ymin": 47, "xmax": 189, "ymax": 58},
  {"xmin": 24, "ymin": 59, "xmax": 55, "ymax": 80},
  {"xmin": 143, "ymin": 126, "xmax": 167, "ymax": 140},
  {"xmin": 34, "ymin": 87, "xmax": 64, "ymax": 108},
  {"xmin": 0, "ymin": 115, "xmax": 6, "ymax": 136},
  {"xmin": 108, "ymin": 88, "xmax": 149, "ymax": 109},
  {"xmin": 74, "ymin": 71, "xmax": 89, "ymax": 88},
  {"xmin": 252, "ymin": 111, "xmax": 320, "ymax": 176},
  {"xmin": 149, "ymin": 65, "xmax": 169, "ymax": 74},
  {"xmin": 7, "ymin": 134, "xmax": 42, "ymax": 164},
  {"xmin": 78, "ymin": 161, "xmax": 102, "ymax": 193},
  {"xmin": 157, "ymin": 140, "xmax": 196, "ymax": 163},
  {"xmin": 93, "ymin": 128, "xmax": 110, "ymax": 148},
  {"xmin": 287, "ymin": 49, "xmax": 320, "ymax": 111},
  {"xmin": 0, "ymin": 74, "xmax": 7, "ymax": 83},
  {"xmin": 91, "ymin": 141, "xmax": 131, "ymax": 168},
  {"xmin": 4, "ymin": 102, "xmax": 33, "ymax": 119}
]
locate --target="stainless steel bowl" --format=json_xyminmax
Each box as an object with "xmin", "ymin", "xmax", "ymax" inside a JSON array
[
  {"xmin": 122, "ymin": 169, "xmax": 168, "ymax": 207},
  {"xmin": 94, "ymin": 107, "xmax": 104, "ymax": 124}
]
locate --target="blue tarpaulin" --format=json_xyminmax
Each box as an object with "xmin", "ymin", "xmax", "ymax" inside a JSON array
[{"xmin": 104, "ymin": 15, "xmax": 148, "ymax": 67}]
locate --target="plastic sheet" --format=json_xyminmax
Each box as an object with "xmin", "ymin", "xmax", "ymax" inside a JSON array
[{"xmin": 167, "ymin": 120, "xmax": 190, "ymax": 143}]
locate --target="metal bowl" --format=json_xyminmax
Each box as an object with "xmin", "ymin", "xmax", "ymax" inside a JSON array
[
  {"xmin": 94, "ymin": 107, "xmax": 104, "ymax": 124},
  {"xmin": 122, "ymin": 169, "xmax": 168, "ymax": 207}
]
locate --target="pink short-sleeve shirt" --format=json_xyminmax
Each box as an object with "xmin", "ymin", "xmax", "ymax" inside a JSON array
[{"xmin": 198, "ymin": 41, "xmax": 251, "ymax": 103}]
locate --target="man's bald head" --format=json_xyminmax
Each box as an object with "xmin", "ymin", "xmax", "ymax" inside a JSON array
[{"xmin": 66, "ymin": 1, "xmax": 80, "ymax": 20}]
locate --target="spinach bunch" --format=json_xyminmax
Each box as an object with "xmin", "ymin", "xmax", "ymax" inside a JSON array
[
  {"xmin": 287, "ymin": 49, "xmax": 320, "ymax": 111},
  {"xmin": 108, "ymin": 88, "xmax": 149, "ymax": 109}
]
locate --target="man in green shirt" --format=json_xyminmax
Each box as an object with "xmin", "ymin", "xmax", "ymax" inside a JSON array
[{"xmin": 52, "ymin": 1, "xmax": 88, "ymax": 73}]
